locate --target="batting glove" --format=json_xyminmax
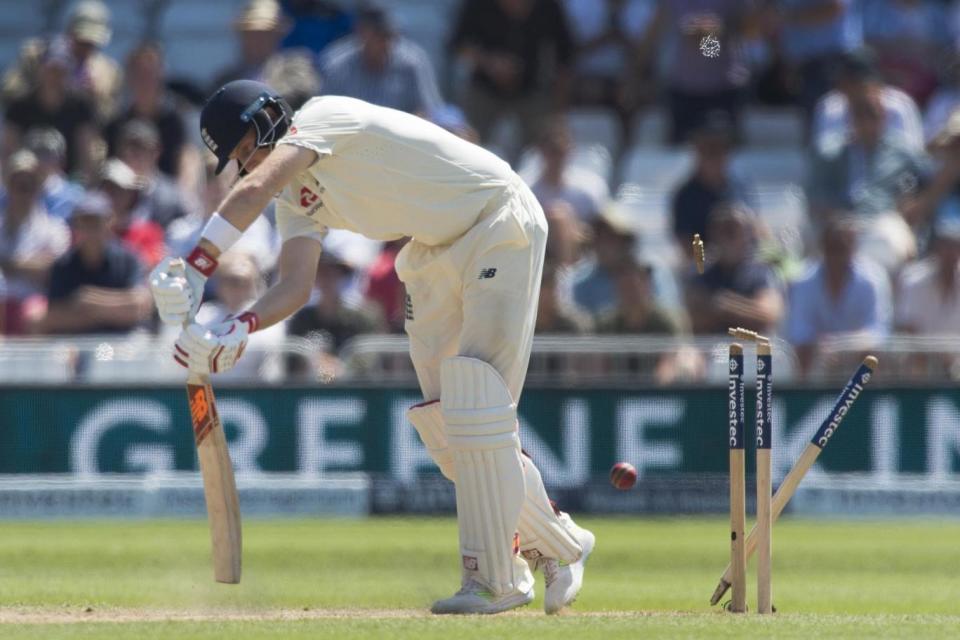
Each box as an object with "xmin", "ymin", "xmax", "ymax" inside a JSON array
[
  {"xmin": 173, "ymin": 312, "xmax": 260, "ymax": 374},
  {"xmin": 149, "ymin": 247, "xmax": 218, "ymax": 325}
]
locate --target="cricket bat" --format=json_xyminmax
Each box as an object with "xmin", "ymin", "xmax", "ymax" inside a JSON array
[
  {"xmin": 169, "ymin": 258, "xmax": 243, "ymax": 583},
  {"xmin": 187, "ymin": 369, "xmax": 242, "ymax": 583},
  {"xmin": 709, "ymin": 355, "xmax": 878, "ymax": 605}
]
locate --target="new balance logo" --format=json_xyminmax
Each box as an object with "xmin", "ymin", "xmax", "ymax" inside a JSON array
[{"xmin": 478, "ymin": 268, "xmax": 497, "ymax": 280}]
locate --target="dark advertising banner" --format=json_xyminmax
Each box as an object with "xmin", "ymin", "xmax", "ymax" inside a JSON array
[{"xmin": 1, "ymin": 386, "xmax": 957, "ymax": 513}]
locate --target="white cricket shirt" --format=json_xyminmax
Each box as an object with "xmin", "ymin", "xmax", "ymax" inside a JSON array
[{"xmin": 274, "ymin": 96, "xmax": 515, "ymax": 246}]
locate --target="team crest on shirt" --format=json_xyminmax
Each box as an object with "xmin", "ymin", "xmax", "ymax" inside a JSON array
[
  {"xmin": 299, "ymin": 185, "xmax": 325, "ymax": 216},
  {"xmin": 300, "ymin": 186, "xmax": 319, "ymax": 207}
]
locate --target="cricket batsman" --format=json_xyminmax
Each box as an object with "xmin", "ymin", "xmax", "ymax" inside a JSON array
[{"xmin": 148, "ymin": 80, "xmax": 595, "ymax": 614}]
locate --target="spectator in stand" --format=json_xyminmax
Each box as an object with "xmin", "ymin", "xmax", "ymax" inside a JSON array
[
  {"xmin": 529, "ymin": 118, "xmax": 609, "ymax": 223},
  {"xmin": 262, "ymin": 48, "xmax": 322, "ymax": 111},
  {"xmin": 897, "ymin": 213, "xmax": 960, "ymax": 336},
  {"xmin": 213, "ymin": 0, "xmax": 293, "ymax": 89},
  {"xmin": 536, "ymin": 261, "xmax": 591, "ymax": 334},
  {"xmin": 685, "ymin": 203, "xmax": 783, "ymax": 336},
  {"xmin": 40, "ymin": 191, "xmax": 151, "ymax": 335},
  {"xmin": 288, "ymin": 251, "xmax": 385, "ymax": 350},
  {"xmin": 785, "ymin": 216, "xmax": 890, "ymax": 379},
  {"xmin": 24, "ymin": 127, "xmax": 83, "ymax": 221},
  {"xmin": 813, "ymin": 48, "xmax": 924, "ymax": 153},
  {"xmin": 450, "ymin": 0, "xmax": 575, "ymax": 151},
  {"xmin": 597, "ymin": 257, "xmax": 685, "ymax": 336},
  {"xmin": 61, "ymin": 0, "xmax": 122, "ymax": 120},
  {"xmin": 671, "ymin": 111, "xmax": 751, "ymax": 258},
  {"xmin": 862, "ymin": 0, "xmax": 950, "ymax": 108},
  {"xmin": 596, "ymin": 255, "xmax": 691, "ymax": 384},
  {"xmin": 896, "ymin": 213, "xmax": 960, "ymax": 377},
  {"xmin": 3, "ymin": 41, "xmax": 98, "ymax": 180},
  {"xmin": 0, "ymin": 270, "xmax": 6, "ymax": 334},
  {"xmin": 192, "ymin": 251, "xmax": 287, "ymax": 382},
  {"xmin": 166, "ymin": 157, "xmax": 279, "ymax": 274},
  {"xmin": 543, "ymin": 200, "xmax": 586, "ymax": 270},
  {"xmin": 363, "ymin": 239, "xmax": 407, "ymax": 333},
  {"xmin": 1, "ymin": 1, "xmax": 122, "ymax": 122},
  {"xmin": 563, "ymin": 203, "xmax": 637, "ymax": 318},
  {"xmin": 923, "ymin": 55, "xmax": 960, "ymax": 146},
  {"xmin": 280, "ymin": 0, "xmax": 354, "ymax": 56},
  {"xmin": 562, "ymin": 0, "xmax": 655, "ymax": 135},
  {"xmin": 807, "ymin": 89, "xmax": 960, "ymax": 272},
  {"xmin": 0, "ymin": 150, "xmax": 70, "ymax": 334},
  {"xmin": 287, "ymin": 249, "xmax": 386, "ymax": 377},
  {"xmin": 777, "ymin": 0, "xmax": 863, "ymax": 127},
  {"xmin": 105, "ymin": 43, "xmax": 191, "ymax": 182},
  {"xmin": 115, "ymin": 120, "xmax": 190, "ymax": 229},
  {"xmin": 318, "ymin": 3, "xmax": 442, "ymax": 115},
  {"xmin": 562, "ymin": 201, "xmax": 676, "ymax": 316},
  {"xmin": 640, "ymin": 1, "xmax": 755, "ymax": 144},
  {"xmin": 99, "ymin": 159, "xmax": 165, "ymax": 269}
]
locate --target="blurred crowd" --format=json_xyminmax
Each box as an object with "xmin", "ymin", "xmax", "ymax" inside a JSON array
[{"xmin": 2, "ymin": 0, "xmax": 960, "ymax": 382}]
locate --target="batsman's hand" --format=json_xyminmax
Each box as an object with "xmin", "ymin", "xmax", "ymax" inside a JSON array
[
  {"xmin": 173, "ymin": 312, "xmax": 259, "ymax": 374},
  {"xmin": 149, "ymin": 248, "xmax": 217, "ymax": 325}
]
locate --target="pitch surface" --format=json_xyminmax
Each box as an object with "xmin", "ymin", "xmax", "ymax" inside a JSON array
[{"xmin": 0, "ymin": 518, "xmax": 956, "ymax": 638}]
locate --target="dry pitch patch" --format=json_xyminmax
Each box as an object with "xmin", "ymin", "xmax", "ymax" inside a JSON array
[
  {"xmin": 0, "ymin": 607, "xmax": 429, "ymax": 624},
  {"xmin": 0, "ymin": 607, "xmax": 675, "ymax": 624}
]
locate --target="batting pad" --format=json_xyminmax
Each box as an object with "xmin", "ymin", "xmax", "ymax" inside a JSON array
[
  {"xmin": 442, "ymin": 357, "xmax": 530, "ymax": 596},
  {"xmin": 518, "ymin": 458, "xmax": 583, "ymax": 564},
  {"xmin": 407, "ymin": 401, "xmax": 455, "ymax": 481},
  {"xmin": 408, "ymin": 400, "xmax": 582, "ymax": 563}
]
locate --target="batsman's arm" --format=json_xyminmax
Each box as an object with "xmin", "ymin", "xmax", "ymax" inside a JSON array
[
  {"xmin": 197, "ymin": 144, "xmax": 318, "ymax": 259},
  {"xmin": 246, "ymin": 236, "xmax": 322, "ymax": 330}
]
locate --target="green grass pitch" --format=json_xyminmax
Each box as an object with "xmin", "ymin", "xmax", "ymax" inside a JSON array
[{"xmin": 1, "ymin": 517, "xmax": 958, "ymax": 639}]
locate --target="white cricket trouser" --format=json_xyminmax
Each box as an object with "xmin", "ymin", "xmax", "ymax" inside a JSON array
[
  {"xmin": 396, "ymin": 177, "xmax": 546, "ymax": 402},
  {"xmin": 398, "ymin": 178, "xmax": 584, "ymax": 575}
]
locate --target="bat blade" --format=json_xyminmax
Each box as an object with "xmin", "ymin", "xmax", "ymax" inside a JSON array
[{"xmin": 187, "ymin": 373, "xmax": 242, "ymax": 584}]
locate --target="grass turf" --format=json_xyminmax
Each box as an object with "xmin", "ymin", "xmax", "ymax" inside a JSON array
[{"xmin": 0, "ymin": 517, "xmax": 957, "ymax": 639}]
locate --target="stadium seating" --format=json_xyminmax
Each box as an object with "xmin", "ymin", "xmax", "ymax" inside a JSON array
[
  {"xmin": 615, "ymin": 184, "xmax": 674, "ymax": 255},
  {"xmin": 566, "ymin": 107, "xmax": 622, "ymax": 157},
  {"xmin": 741, "ymin": 106, "xmax": 805, "ymax": 148},
  {"xmin": 515, "ymin": 143, "xmax": 614, "ymax": 187},
  {"xmin": 0, "ymin": 0, "xmax": 49, "ymax": 65},
  {"xmin": 630, "ymin": 108, "xmax": 668, "ymax": 147},
  {"xmin": 159, "ymin": 0, "xmax": 244, "ymax": 85},
  {"xmin": 618, "ymin": 146, "xmax": 693, "ymax": 191},
  {"xmin": 731, "ymin": 148, "xmax": 808, "ymax": 186}
]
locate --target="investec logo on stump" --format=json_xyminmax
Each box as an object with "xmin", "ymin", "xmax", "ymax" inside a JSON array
[
  {"xmin": 728, "ymin": 357, "xmax": 740, "ymax": 447},
  {"xmin": 818, "ymin": 381, "xmax": 864, "ymax": 447},
  {"xmin": 755, "ymin": 358, "xmax": 771, "ymax": 448}
]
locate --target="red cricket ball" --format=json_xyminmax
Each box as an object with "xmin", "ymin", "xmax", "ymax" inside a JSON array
[{"xmin": 610, "ymin": 462, "xmax": 637, "ymax": 490}]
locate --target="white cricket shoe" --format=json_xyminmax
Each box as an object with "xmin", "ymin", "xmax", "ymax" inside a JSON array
[
  {"xmin": 541, "ymin": 517, "xmax": 596, "ymax": 614},
  {"xmin": 430, "ymin": 578, "xmax": 534, "ymax": 615}
]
